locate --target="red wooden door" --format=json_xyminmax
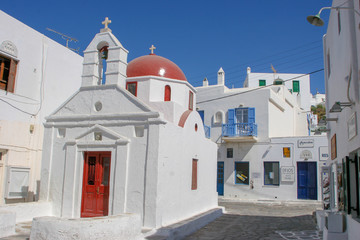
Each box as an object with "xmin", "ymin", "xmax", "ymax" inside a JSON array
[{"xmin": 81, "ymin": 152, "xmax": 111, "ymax": 217}]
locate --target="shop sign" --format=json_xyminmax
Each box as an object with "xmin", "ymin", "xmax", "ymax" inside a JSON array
[
  {"xmin": 283, "ymin": 147, "xmax": 291, "ymax": 158},
  {"xmin": 300, "ymin": 150, "xmax": 312, "ymax": 160},
  {"xmin": 298, "ymin": 139, "xmax": 314, "ymax": 148},
  {"xmin": 281, "ymin": 166, "xmax": 295, "ymax": 182},
  {"xmin": 319, "ymin": 146, "xmax": 329, "ymax": 161},
  {"xmin": 0, "ymin": 40, "xmax": 18, "ymax": 57}
]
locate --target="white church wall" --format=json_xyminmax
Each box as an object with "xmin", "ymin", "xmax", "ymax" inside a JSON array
[
  {"xmin": 157, "ymin": 111, "xmax": 217, "ymax": 227},
  {"xmin": 0, "ymin": 10, "xmax": 83, "ymax": 204}
]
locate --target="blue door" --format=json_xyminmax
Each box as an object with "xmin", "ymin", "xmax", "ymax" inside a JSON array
[
  {"xmin": 198, "ymin": 110, "xmax": 205, "ymax": 124},
  {"xmin": 217, "ymin": 162, "xmax": 224, "ymax": 196},
  {"xmin": 297, "ymin": 162, "xmax": 317, "ymax": 200}
]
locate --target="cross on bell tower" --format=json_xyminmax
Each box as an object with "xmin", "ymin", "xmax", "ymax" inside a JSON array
[{"xmin": 101, "ymin": 17, "xmax": 112, "ymax": 33}]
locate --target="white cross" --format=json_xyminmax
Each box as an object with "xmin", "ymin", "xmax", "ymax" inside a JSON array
[
  {"xmin": 149, "ymin": 45, "xmax": 156, "ymax": 54},
  {"xmin": 102, "ymin": 17, "xmax": 112, "ymax": 29}
]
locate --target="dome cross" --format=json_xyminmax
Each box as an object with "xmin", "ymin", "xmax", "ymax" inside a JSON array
[{"xmin": 149, "ymin": 45, "xmax": 156, "ymax": 54}]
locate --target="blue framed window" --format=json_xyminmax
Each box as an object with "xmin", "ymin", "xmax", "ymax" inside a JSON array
[
  {"xmin": 264, "ymin": 162, "xmax": 279, "ymax": 186},
  {"xmin": 235, "ymin": 162, "xmax": 249, "ymax": 185},
  {"xmin": 228, "ymin": 108, "xmax": 255, "ymax": 124}
]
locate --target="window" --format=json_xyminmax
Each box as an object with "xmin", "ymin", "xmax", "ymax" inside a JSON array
[
  {"xmin": 343, "ymin": 156, "xmax": 360, "ymax": 218},
  {"xmin": 191, "ymin": 159, "xmax": 198, "ymax": 190},
  {"xmin": 189, "ymin": 91, "xmax": 194, "ymax": 110},
  {"xmin": 164, "ymin": 85, "xmax": 171, "ymax": 101},
  {"xmin": 259, "ymin": 79, "xmax": 266, "ymax": 86},
  {"xmin": 235, "ymin": 162, "xmax": 249, "ymax": 185},
  {"xmin": 264, "ymin": 162, "xmax": 280, "ymax": 186},
  {"xmin": 0, "ymin": 55, "xmax": 17, "ymax": 93},
  {"xmin": 228, "ymin": 108, "xmax": 255, "ymax": 124},
  {"xmin": 227, "ymin": 148, "xmax": 233, "ymax": 158},
  {"xmin": 292, "ymin": 80, "xmax": 300, "ymax": 93},
  {"xmin": 126, "ymin": 82, "xmax": 137, "ymax": 96}
]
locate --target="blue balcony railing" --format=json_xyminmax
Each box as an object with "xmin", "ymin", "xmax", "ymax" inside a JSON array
[
  {"xmin": 222, "ymin": 123, "xmax": 257, "ymax": 137},
  {"xmin": 204, "ymin": 125, "xmax": 211, "ymax": 139}
]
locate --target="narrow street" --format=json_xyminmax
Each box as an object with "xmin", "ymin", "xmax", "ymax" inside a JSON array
[{"xmin": 185, "ymin": 200, "xmax": 323, "ymax": 240}]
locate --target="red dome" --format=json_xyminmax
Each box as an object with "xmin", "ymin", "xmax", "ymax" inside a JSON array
[{"xmin": 127, "ymin": 54, "xmax": 187, "ymax": 81}]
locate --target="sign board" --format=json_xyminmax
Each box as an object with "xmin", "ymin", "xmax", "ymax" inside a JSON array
[
  {"xmin": 283, "ymin": 147, "xmax": 291, "ymax": 158},
  {"xmin": 252, "ymin": 172, "xmax": 261, "ymax": 178},
  {"xmin": 300, "ymin": 150, "xmax": 313, "ymax": 160},
  {"xmin": 0, "ymin": 41, "xmax": 18, "ymax": 58},
  {"xmin": 319, "ymin": 146, "xmax": 329, "ymax": 161},
  {"xmin": 331, "ymin": 134, "xmax": 337, "ymax": 160},
  {"xmin": 281, "ymin": 166, "xmax": 295, "ymax": 182},
  {"xmin": 298, "ymin": 139, "xmax": 314, "ymax": 148}
]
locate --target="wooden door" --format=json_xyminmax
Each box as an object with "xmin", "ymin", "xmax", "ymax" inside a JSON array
[
  {"xmin": 81, "ymin": 152, "xmax": 111, "ymax": 217},
  {"xmin": 297, "ymin": 162, "xmax": 317, "ymax": 200}
]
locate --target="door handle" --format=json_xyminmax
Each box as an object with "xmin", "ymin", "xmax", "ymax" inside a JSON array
[{"xmin": 96, "ymin": 187, "xmax": 99, "ymax": 194}]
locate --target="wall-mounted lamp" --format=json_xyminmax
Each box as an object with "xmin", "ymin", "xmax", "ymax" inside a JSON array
[
  {"xmin": 329, "ymin": 101, "xmax": 353, "ymax": 113},
  {"xmin": 314, "ymin": 128, "xmax": 330, "ymax": 135},
  {"xmin": 325, "ymin": 117, "xmax": 338, "ymax": 122},
  {"xmin": 307, "ymin": 6, "xmax": 360, "ymax": 26}
]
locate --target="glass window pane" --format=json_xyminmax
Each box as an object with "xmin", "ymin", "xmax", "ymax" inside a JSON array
[
  {"xmin": 264, "ymin": 162, "xmax": 279, "ymax": 186},
  {"xmin": 87, "ymin": 157, "xmax": 96, "ymax": 185},
  {"xmin": 102, "ymin": 157, "xmax": 110, "ymax": 186},
  {"xmin": 235, "ymin": 162, "xmax": 249, "ymax": 185}
]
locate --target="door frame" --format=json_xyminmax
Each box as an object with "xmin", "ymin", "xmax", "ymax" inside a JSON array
[{"xmin": 80, "ymin": 151, "xmax": 111, "ymax": 218}]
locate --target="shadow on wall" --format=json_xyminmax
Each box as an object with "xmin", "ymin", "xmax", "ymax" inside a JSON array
[{"xmin": 5, "ymin": 180, "xmax": 40, "ymax": 204}]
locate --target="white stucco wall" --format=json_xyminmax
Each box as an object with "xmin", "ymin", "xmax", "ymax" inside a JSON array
[
  {"xmin": 0, "ymin": 10, "xmax": 83, "ymax": 204},
  {"xmin": 157, "ymin": 111, "xmax": 218, "ymax": 227},
  {"xmin": 244, "ymin": 71, "xmax": 312, "ymax": 111},
  {"xmin": 220, "ymin": 136, "xmax": 327, "ymax": 201}
]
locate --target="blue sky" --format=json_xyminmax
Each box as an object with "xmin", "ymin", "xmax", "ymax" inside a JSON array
[{"xmin": 2, "ymin": 0, "xmax": 331, "ymax": 94}]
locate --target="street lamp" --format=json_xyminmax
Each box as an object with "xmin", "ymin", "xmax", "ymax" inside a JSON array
[{"xmin": 307, "ymin": 6, "xmax": 360, "ymax": 26}]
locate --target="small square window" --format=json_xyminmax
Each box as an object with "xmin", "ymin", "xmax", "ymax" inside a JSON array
[
  {"xmin": 227, "ymin": 148, "xmax": 233, "ymax": 158},
  {"xmin": 283, "ymin": 147, "xmax": 291, "ymax": 158},
  {"xmin": 126, "ymin": 82, "xmax": 137, "ymax": 96},
  {"xmin": 259, "ymin": 79, "xmax": 266, "ymax": 86}
]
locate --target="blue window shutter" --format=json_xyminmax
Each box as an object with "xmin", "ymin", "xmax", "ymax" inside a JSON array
[
  {"xmin": 198, "ymin": 110, "xmax": 205, "ymax": 124},
  {"xmin": 228, "ymin": 109, "xmax": 235, "ymax": 124},
  {"xmin": 248, "ymin": 108, "xmax": 255, "ymax": 123}
]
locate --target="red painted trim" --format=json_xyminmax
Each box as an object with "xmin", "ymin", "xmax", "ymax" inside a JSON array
[
  {"xmin": 126, "ymin": 81, "xmax": 138, "ymax": 96},
  {"xmin": 188, "ymin": 91, "xmax": 194, "ymax": 110},
  {"xmin": 178, "ymin": 110, "xmax": 192, "ymax": 128}
]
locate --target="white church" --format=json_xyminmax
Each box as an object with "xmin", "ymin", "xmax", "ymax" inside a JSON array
[{"xmin": 0, "ymin": 17, "xmax": 220, "ymax": 239}]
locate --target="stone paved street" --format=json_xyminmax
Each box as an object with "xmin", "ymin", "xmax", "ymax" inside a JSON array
[{"xmin": 185, "ymin": 200, "xmax": 323, "ymax": 240}]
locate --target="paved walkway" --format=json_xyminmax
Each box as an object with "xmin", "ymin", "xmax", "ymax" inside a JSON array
[{"xmin": 185, "ymin": 200, "xmax": 323, "ymax": 240}]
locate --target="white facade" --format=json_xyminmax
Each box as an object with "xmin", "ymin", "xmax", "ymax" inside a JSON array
[
  {"xmin": 244, "ymin": 67, "xmax": 312, "ymax": 111},
  {"xmin": 321, "ymin": 0, "xmax": 360, "ymax": 239},
  {"xmin": 0, "ymin": 11, "xmax": 83, "ymax": 204},
  {"xmin": 311, "ymin": 92, "xmax": 326, "ymax": 107},
  {"xmin": 197, "ymin": 69, "xmax": 328, "ymax": 201},
  {"xmin": 40, "ymin": 24, "xmax": 218, "ymax": 230}
]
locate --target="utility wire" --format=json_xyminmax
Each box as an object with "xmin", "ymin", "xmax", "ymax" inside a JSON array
[{"xmin": 197, "ymin": 69, "xmax": 324, "ymax": 104}]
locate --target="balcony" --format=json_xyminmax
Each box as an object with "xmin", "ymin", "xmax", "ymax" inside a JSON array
[
  {"xmin": 222, "ymin": 123, "xmax": 258, "ymax": 142},
  {"xmin": 204, "ymin": 125, "xmax": 211, "ymax": 139}
]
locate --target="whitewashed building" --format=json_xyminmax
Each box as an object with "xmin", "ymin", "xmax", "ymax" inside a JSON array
[
  {"xmin": 315, "ymin": 0, "xmax": 360, "ymax": 239},
  {"xmin": 196, "ymin": 68, "xmax": 328, "ymax": 201},
  {"xmin": 244, "ymin": 67, "xmax": 312, "ymax": 111},
  {"xmin": 0, "ymin": 11, "xmax": 83, "ymax": 204},
  {"xmin": 38, "ymin": 20, "xmax": 218, "ymax": 232}
]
